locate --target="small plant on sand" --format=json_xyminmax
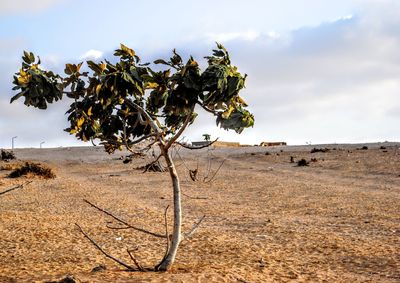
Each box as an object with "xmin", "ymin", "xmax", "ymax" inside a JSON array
[
  {"xmin": 297, "ymin": 158, "xmax": 309, "ymax": 167},
  {"xmin": 11, "ymin": 44, "xmax": 254, "ymax": 271},
  {"xmin": 1, "ymin": 149, "xmax": 16, "ymax": 161},
  {"xmin": 8, "ymin": 162, "xmax": 55, "ymax": 179}
]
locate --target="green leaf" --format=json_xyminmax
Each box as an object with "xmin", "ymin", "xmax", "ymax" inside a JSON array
[
  {"xmin": 154, "ymin": 59, "xmax": 169, "ymax": 65},
  {"xmin": 87, "ymin": 61, "xmax": 103, "ymax": 74},
  {"xmin": 10, "ymin": 91, "xmax": 25, "ymax": 103}
]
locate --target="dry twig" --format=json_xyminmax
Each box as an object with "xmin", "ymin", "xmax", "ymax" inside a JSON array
[
  {"xmin": 0, "ymin": 181, "xmax": 32, "ymax": 196},
  {"xmin": 183, "ymin": 215, "xmax": 206, "ymax": 240},
  {"xmin": 83, "ymin": 199, "xmax": 166, "ymax": 238},
  {"xmin": 127, "ymin": 247, "xmax": 144, "ymax": 271},
  {"xmin": 75, "ymin": 223, "xmax": 136, "ymax": 271}
]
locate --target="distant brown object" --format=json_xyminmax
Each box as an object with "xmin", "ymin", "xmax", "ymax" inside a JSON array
[
  {"xmin": 191, "ymin": 141, "xmax": 240, "ymax": 148},
  {"xmin": 297, "ymin": 159, "xmax": 309, "ymax": 166},
  {"xmin": 137, "ymin": 161, "xmax": 166, "ymax": 172},
  {"xmin": 310, "ymin": 148, "xmax": 329, "ymax": 153},
  {"xmin": 189, "ymin": 169, "xmax": 198, "ymax": 181},
  {"xmin": 259, "ymin": 142, "xmax": 287, "ymax": 147}
]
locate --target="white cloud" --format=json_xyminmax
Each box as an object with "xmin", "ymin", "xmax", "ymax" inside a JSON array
[
  {"xmin": 80, "ymin": 49, "xmax": 104, "ymax": 60},
  {"xmin": 205, "ymin": 31, "xmax": 261, "ymax": 43},
  {"xmin": 0, "ymin": 0, "xmax": 62, "ymax": 14}
]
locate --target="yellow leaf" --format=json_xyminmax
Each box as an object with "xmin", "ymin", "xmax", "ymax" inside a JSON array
[
  {"xmin": 100, "ymin": 63, "xmax": 106, "ymax": 71},
  {"xmin": 17, "ymin": 75, "xmax": 30, "ymax": 86},
  {"xmin": 189, "ymin": 59, "xmax": 198, "ymax": 67},
  {"xmin": 120, "ymin": 43, "xmax": 135, "ymax": 57},
  {"xmin": 76, "ymin": 62, "xmax": 83, "ymax": 73},
  {"xmin": 87, "ymin": 106, "xmax": 92, "ymax": 116},
  {"xmin": 70, "ymin": 128, "xmax": 77, "ymax": 134},
  {"xmin": 77, "ymin": 117, "xmax": 85, "ymax": 128},
  {"xmin": 237, "ymin": 96, "xmax": 248, "ymax": 106},
  {"xmin": 145, "ymin": 82, "xmax": 158, "ymax": 89},
  {"xmin": 95, "ymin": 84, "xmax": 102, "ymax": 95},
  {"xmin": 222, "ymin": 105, "xmax": 235, "ymax": 119}
]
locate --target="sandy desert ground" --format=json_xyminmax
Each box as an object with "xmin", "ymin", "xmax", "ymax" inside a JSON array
[{"xmin": 0, "ymin": 143, "xmax": 399, "ymax": 282}]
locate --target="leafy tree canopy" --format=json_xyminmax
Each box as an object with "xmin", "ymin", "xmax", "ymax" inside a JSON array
[{"xmin": 11, "ymin": 43, "xmax": 254, "ymax": 152}]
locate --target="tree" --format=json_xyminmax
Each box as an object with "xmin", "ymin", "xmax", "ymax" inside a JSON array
[
  {"xmin": 202, "ymin": 133, "xmax": 211, "ymax": 141},
  {"xmin": 11, "ymin": 43, "xmax": 254, "ymax": 271}
]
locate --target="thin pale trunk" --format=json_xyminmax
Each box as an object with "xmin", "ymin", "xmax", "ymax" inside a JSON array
[{"xmin": 156, "ymin": 147, "xmax": 182, "ymax": 271}]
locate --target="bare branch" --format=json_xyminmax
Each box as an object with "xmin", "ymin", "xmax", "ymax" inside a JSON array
[
  {"xmin": 106, "ymin": 225, "xmax": 132, "ymax": 230},
  {"xmin": 165, "ymin": 106, "xmax": 195, "ymax": 150},
  {"xmin": 90, "ymin": 138, "xmax": 97, "ymax": 146},
  {"xmin": 127, "ymin": 247, "xmax": 144, "ymax": 271},
  {"xmin": 182, "ymin": 215, "xmax": 206, "ymax": 240},
  {"xmin": 124, "ymin": 99, "xmax": 162, "ymax": 135},
  {"xmin": 204, "ymin": 158, "xmax": 226, "ymax": 183},
  {"xmin": 175, "ymin": 138, "xmax": 219, "ymax": 150},
  {"xmin": 75, "ymin": 223, "xmax": 136, "ymax": 271},
  {"xmin": 142, "ymin": 153, "xmax": 162, "ymax": 173},
  {"xmin": 83, "ymin": 199, "xmax": 166, "ymax": 238},
  {"xmin": 0, "ymin": 181, "xmax": 32, "ymax": 196},
  {"xmin": 182, "ymin": 192, "xmax": 209, "ymax": 200},
  {"xmin": 196, "ymin": 100, "xmax": 219, "ymax": 115}
]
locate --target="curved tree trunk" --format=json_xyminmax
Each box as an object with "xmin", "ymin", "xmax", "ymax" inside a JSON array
[{"xmin": 156, "ymin": 147, "xmax": 182, "ymax": 271}]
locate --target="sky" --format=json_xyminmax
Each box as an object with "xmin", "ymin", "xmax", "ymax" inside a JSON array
[{"xmin": 1, "ymin": 0, "xmax": 399, "ymax": 148}]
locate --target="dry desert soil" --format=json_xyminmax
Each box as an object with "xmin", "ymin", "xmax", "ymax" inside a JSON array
[{"xmin": 0, "ymin": 143, "xmax": 399, "ymax": 282}]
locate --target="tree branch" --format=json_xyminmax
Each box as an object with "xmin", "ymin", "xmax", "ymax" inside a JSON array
[
  {"xmin": 165, "ymin": 106, "xmax": 195, "ymax": 150},
  {"xmin": 127, "ymin": 247, "xmax": 144, "ymax": 271},
  {"xmin": 182, "ymin": 215, "xmax": 206, "ymax": 240},
  {"xmin": 175, "ymin": 138, "xmax": 219, "ymax": 150},
  {"xmin": 83, "ymin": 199, "xmax": 166, "ymax": 238},
  {"xmin": 142, "ymin": 153, "xmax": 163, "ymax": 173},
  {"xmin": 196, "ymin": 100, "xmax": 219, "ymax": 115},
  {"xmin": 182, "ymin": 192, "xmax": 209, "ymax": 200},
  {"xmin": 75, "ymin": 223, "xmax": 136, "ymax": 271},
  {"xmin": 0, "ymin": 181, "xmax": 32, "ymax": 196},
  {"xmin": 204, "ymin": 158, "xmax": 226, "ymax": 183},
  {"xmin": 124, "ymin": 99, "xmax": 162, "ymax": 135}
]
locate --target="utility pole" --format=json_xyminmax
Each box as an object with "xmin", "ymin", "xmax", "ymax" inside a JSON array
[
  {"xmin": 11, "ymin": 136, "xmax": 17, "ymax": 150},
  {"xmin": 40, "ymin": 141, "xmax": 45, "ymax": 149}
]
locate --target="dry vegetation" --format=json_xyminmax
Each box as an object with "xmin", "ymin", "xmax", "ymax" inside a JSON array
[{"xmin": 0, "ymin": 143, "xmax": 399, "ymax": 282}]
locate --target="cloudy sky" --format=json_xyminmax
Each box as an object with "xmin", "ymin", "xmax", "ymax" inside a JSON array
[{"xmin": 1, "ymin": 0, "xmax": 399, "ymax": 148}]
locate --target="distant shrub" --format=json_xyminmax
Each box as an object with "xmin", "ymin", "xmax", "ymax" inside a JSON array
[
  {"xmin": 310, "ymin": 148, "xmax": 329, "ymax": 153},
  {"xmin": 8, "ymin": 162, "xmax": 55, "ymax": 179},
  {"xmin": 297, "ymin": 159, "xmax": 309, "ymax": 167},
  {"xmin": 1, "ymin": 149, "xmax": 16, "ymax": 161}
]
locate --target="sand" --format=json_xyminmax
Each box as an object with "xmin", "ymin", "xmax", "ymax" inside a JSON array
[{"xmin": 0, "ymin": 143, "xmax": 399, "ymax": 282}]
